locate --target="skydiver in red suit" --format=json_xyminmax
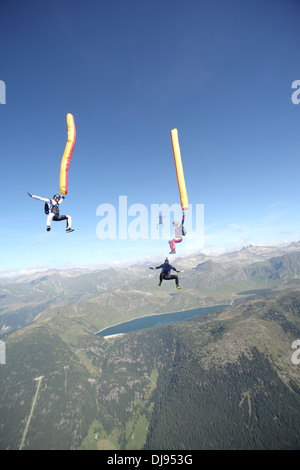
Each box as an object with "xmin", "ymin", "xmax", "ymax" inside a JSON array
[{"xmin": 168, "ymin": 211, "xmax": 186, "ymax": 254}]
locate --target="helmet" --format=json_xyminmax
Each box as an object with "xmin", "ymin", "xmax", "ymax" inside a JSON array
[
  {"xmin": 53, "ymin": 194, "xmax": 61, "ymax": 200},
  {"xmin": 164, "ymin": 258, "xmax": 169, "ymax": 263}
]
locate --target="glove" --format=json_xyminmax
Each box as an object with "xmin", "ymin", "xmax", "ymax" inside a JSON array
[
  {"xmin": 149, "ymin": 267, "xmax": 154, "ymax": 270},
  {"xmin": 27, "ymin": 192, "xmax": 32, "ymax": 197}
]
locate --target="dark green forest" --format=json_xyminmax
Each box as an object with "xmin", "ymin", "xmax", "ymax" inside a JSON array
[{"xmin": 145, "ymin": 346, "xmax": 300, "ymax": 449}]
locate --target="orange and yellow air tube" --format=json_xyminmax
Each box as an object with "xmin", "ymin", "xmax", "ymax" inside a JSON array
[
  {"xmin": 59, "ymin": 113, "xmax": 76, "ymax": 195},
  {"xmin": 170, "ymin": 128, "xmax": 188, "ymax": 211}
]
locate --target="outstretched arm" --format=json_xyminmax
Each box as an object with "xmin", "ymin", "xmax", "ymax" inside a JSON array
[
  {"xmin": 171, "ymin": 265, "xmax": 180, "ymax": 273},
  {"xmin": 28, "ymin": 193, "xmax": 50, "ymax": 203}
]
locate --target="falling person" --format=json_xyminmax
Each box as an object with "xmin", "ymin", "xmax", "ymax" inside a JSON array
[
  {"xmin": 150, "ymin": 258, "xmax": 182, "ymax": 289},
  {"xmin": 28, "ymin": 192, "xmax": 74, "ymax": 232}
]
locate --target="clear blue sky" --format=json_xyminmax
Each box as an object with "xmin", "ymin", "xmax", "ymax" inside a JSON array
[{"xmin": 0, "ymin": 0, "xmax": 300, "ymax": 276}]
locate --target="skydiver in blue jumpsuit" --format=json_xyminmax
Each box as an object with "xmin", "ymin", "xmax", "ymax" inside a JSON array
[{"xmin": 150, "ymin": 258, "xmax": 182, "ymax": 289}]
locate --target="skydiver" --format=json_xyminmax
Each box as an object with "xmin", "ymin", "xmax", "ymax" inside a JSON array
[
  {"xmin": 168, "ymin": 211, "xmax": 186, "ymax": 254},
  {"xmin": 150, "ymin": 258, "xmax": 182, "ymax": 289},
  {"xmin": 157, "ymin": 211, "xmax": 166, "ymax": 228},
  {"xmin": 27, "ymin": 192, "xmax": 74, "ymax": 232}
]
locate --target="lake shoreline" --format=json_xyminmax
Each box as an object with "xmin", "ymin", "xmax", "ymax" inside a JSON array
[{"xmin": 96, "ymin": 304, "xmax": 227, "ymax": 338}]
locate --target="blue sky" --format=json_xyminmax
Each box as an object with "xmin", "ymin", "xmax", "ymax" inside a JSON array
[{"xmin": 0, "ymin": 0, "xmax": 300, "ymax": 276}]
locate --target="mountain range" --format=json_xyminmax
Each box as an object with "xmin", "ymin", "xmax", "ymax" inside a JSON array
[{"xmin": 0, "ymin": 242, "xmax": 300, "ymax": 449}]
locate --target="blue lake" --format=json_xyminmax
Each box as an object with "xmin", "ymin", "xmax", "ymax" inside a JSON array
[{"xmin": 96, "ymin": 304, "xmax": 227, "ymax": 337}]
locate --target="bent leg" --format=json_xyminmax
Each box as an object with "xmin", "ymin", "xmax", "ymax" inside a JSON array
[
  {"xmin": 169, "ymin": 274, "xmax": 179, "ymax": 286},
  {"xmin": 53, "ymin": 214, "xmax": 71, "ymax": 229},
  {"xmin": 168, "ymin": 239, "xmax": 175, "ymax": 252},
  {"xmin": 46, "ymin": 213, "xmax": 55, "ymax": 229},
  {"xmin": 65, "ymin": 215, "xmax": 72, "ymax": 229}
]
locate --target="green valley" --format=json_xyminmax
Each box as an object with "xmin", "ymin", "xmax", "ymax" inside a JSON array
[{"xmin": 1, "ymin": 243, "xmax": 300, "ymax": 449}]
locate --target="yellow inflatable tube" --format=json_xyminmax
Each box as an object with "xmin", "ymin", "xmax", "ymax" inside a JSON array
[
  {"xmin": 60, "ymin": 113, "xmax": 76, "ymax": 195},
  {"xmin": 171, "ymin": 128, "xmax": 188, "ymax": 210}
]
